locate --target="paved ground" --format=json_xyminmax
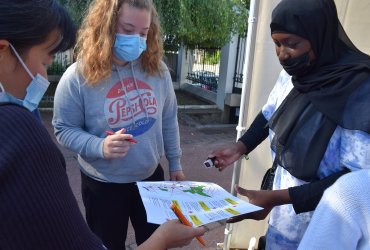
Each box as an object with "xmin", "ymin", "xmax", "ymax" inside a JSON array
[{"xmin": 41, "ymin": 111, "xmax": 237, "ymax": 250}]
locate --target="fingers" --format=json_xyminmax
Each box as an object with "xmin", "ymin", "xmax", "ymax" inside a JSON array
[
  {"xmin": 103, "ymin": 132, "xmax": 134, "ymax": 159},
  {"xmin": 109, "ymin": 140, "xmax": 131, "ymax": 147},
  {"xmin": 193, "ymin": 226, "xmax": 207, "ymax": 237},
  {"xmin": 208, "ymin": 148, "xmax": 235, "ymax": 171},
  {"xmin": 235, "ymin": 184, "xmax": 248, "ymax": 196},
  {"xmin": 105, "ymin": 139, "xmax": 131, "ymax": 151},
  {"xmin": 213, "ymin": 158, "xmax": 224, "ymax": 171},
  {"xmin": 157, "ymin": 220, "xmax": 205, "ymax": 249},
  {"xmin": 106, "ymin": 128, "xmax": 134, "ymax": 142},
  {"xmin": 226, "ymin": 215, "xmax": 245, "ymax": 223},
  {"xmin": 110, "ymin": 133, "xmax": 134, "ymax": 142},
  {"xmin": 117, "ymin": 128, "xmax": 126, "ymax": 134},
  {"xmin": 170, "ymin": 171, "xmax": 185, "ymax": 181},
  {"xmin": 210, "ymin": 157, "xmax": 227, "ymax": 172}
]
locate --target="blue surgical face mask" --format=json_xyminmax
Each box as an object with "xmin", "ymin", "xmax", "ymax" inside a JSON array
[
  {"xmin": 8, "ymin": 44, "xmax": 50, "ymax": 111},
  {"xmin": 113, "ymin": 34, "xmax": 147, "ymax": 62}
]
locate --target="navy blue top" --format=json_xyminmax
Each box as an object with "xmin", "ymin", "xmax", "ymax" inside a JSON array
[{"xmin": 0, "ymin": 104, "xmax": 105, "ymax": 250}]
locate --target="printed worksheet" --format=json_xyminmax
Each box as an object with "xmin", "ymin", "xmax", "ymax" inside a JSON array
[{"xmin": 137, "ymin": 181, "xmax": 262, "ymax": 227}]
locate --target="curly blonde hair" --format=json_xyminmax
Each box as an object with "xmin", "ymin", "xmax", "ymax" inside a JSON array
[{"xmin": 75, "ymin": 0, "xmax": 164, "ymax": 85}]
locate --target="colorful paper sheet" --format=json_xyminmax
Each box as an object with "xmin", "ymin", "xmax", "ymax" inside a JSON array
[{"xmin": 137, "ymin": 181, "xmax": 262, "ymax": 227}]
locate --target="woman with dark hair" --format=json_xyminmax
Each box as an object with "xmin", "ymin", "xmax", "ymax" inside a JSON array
[
  {"xmin": 209, "ymin": 0, "xmax": 370, "ymax": 248},
  {"xmin": 0, "ymin": 0, "xmax": 75, "ymax": 119},
  {"xmin": 0, "ymin": 1, "xmax": 204, "ymax": 249},
  {"xmin": 0, "ymin": 1, "xmax": 102, "ymax": 249}
]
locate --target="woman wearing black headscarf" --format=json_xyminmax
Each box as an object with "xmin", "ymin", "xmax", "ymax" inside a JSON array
[{"xmin": 209, "ymin": 0, "xmax": 370, "ymax": 248}]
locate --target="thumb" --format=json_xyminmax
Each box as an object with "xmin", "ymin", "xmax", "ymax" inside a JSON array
[
  {"xmin": 117, "ymin": 128, "xmax": 126, "ymax": 134},
  {"xmin": 235, "ymin": 184, "xmax": 249, "ymax": 197},
  {"xmin": 226, "ymin": 216, "xmax": 245, "ymax": 224},
  {"xmin": 194, "ymin": 226, "xmax": 207, "ymax": 236},
  {"xmin": 208, "ymin": 153, "xmax": 215, "ymax": 158}
]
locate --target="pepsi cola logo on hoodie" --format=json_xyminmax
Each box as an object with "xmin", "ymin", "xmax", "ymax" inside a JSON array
[{"xmin": 104, "ymin": 77, "xmax": 157, "ymax": 136}]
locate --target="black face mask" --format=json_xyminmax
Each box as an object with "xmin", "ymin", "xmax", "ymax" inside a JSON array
[{"xmin": 281, "ymin": 50, "xmax": 312, "ymax": 76}]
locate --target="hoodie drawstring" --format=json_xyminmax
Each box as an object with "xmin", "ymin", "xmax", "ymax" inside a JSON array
[
  {"xmin": 130, "ymin": 63, "xmax": 149, "ymax": 120},
  {"xmin": 114, "ymin": 63, "xmax": 149, "ymax": 126}
]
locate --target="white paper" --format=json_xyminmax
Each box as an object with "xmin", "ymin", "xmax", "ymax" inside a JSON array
[{"xmin": 137, "ymin": 181, "xmax": 262, "ymax": 227}]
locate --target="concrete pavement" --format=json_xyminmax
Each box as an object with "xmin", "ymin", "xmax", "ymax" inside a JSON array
[{"xmin": 41, "ymin": 111, "xmax": 238, "ymax": 250}]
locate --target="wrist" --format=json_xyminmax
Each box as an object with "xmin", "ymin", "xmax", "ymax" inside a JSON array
[
  {"xmin": 137, "ymin": 231, "xmax": 166, "ymax": 250},
  {"xmin": 235, "ymin": 141, "xmax": 248, "ymax": 156},
  {"xmin": 154, "ymin": 233, "xmax": 167, "ymax": 250},
  {"xmin": 271, "ymin": 189, "xmax": 291, "ymax": 206}
]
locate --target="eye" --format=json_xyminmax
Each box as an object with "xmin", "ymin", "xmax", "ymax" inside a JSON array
[
  {"xmin": 273, "ymin": 40, "xmax": 281, "ymax": 47},
  {"xmin": 286, "ymin": 42, "xmax": 299, "ymax": 49},
  {"xmin": 47, "ymin": 51, "xmax": 56, "ymax": 58},
  {"xmin": 123, "ymin": 28, "xmax": 134, "ymax": 34}
]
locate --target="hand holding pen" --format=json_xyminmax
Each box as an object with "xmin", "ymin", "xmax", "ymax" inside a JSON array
[
  {"xmin": 103, "ymin": 128, "xmax": 137, "ymax": 159},
  {"xmin": 170, "ymin": 204, "xmax": 207, "ymax": 247},
  {"xmin": 105, "ymin": 130, "xmax": 137, "ymax": 144},
  {"xmin": 208, "ymin": 141, "xmax": 248, "ymax": 171}
]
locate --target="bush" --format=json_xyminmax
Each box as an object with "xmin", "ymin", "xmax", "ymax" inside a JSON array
[
  {"xmin": 47, "ymin": 61, "xmax": 65, "ymax": 75},
  {"xmin": 204, "ymin": 50, "xmax": 221, "ymax": 65}
]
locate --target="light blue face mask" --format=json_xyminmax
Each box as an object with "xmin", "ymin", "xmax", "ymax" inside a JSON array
[
  {"xmin": 8, "ymin": 43, "xmax": 50, "ymax": 111},
  {"xmin": 113, "ymin": 34, "xmax": 147, "ymax": 62}
]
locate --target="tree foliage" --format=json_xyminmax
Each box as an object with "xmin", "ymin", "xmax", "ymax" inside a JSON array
[
  {"xmin": 154, "ymin": 0, "xmax": 249, "ymax": 50},
  {"xmin": 59, "ymin": 0, "xmax": 249, "ymax": 50},
  {"xmin": 58, "ymin": 0, "xmax": 92, "ymax": 26}
]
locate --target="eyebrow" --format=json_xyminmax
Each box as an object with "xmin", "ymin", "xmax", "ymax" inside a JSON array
[
  {"xmin": 280, "ymin": 37, "xmax": 300, "ymax": 43},
  {"xmin": 122, "ymin": 22, "xmax": 150, "ymax": 30}
]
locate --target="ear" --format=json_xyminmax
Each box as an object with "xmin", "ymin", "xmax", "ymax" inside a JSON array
[
  {"xmin": 0, "ymin": 40, "xmax": 10, "ymax": 60},
  {"xmin": 0, "ymin": 40, "xmax": 10, "ymax": 52}
]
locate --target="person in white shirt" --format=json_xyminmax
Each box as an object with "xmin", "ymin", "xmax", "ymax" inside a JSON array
[{"xmin": 299, "ymin": 170, "xmax": 370, "ymax": 250}]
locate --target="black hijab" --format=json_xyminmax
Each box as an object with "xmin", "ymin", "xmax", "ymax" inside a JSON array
[{"xmin": 268, "ymin": 0, "xmax": 370, "ymax": 181}]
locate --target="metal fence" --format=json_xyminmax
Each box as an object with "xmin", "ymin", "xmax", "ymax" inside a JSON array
[
  {"xmin": 186, "ymin": 48, "xmax": 221, "ymax": 92},
  {"xmin": 42, "ymin": 49, "xmax": 178, "ymax": 107},
  {"xmin": 232, "ymin": 35, "xmax": 247, "ymax": 94},
  {"xmin": 164, "ymin": 51, "xmax": 178, "ymax": 81},
  {"xmin": 48, "ymin": 49, "xmax": 179, "ymax": 81}
]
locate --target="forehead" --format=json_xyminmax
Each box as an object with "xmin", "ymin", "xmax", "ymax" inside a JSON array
[
  {"xmin": 44, "ymin": 29, "xmax": 62, "ymax": 50},
  {"xmin": 117, "ymin": 3, "xmax": 151, "ymax": 28},
  {"xmin": 271, "ymin": 32, "xmax": 307, "ymax": 42}
]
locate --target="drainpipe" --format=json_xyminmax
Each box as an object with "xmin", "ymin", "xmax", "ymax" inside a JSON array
[{"xmin": 223, "ymin": 0, "xmax": 260, "ymax": 249}]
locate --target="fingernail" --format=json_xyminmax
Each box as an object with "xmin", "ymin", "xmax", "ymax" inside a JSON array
[{"xmin": 202, "ymin": 225, "xmax": 210, "ymax": 232}]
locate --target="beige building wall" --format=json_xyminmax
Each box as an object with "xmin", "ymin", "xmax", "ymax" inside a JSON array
[{"xmin": 229, "ymin": 0, "xmax": 370, "ymax": 249}]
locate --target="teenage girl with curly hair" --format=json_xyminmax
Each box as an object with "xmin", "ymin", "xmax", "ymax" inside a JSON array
[{"xmin": 52, "ymin": 0, "xmax": 185, "ymax": 249}]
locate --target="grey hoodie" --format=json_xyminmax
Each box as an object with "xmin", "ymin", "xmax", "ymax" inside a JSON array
[{"xmin": 52, "ymin": 60, "xmax": 182, "ymax": 183}]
